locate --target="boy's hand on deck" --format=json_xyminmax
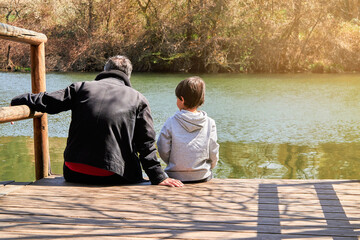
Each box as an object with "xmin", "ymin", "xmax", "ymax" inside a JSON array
[{"xmin": 159, "ymin": 178, "xmax": 184, "ymax": 187}]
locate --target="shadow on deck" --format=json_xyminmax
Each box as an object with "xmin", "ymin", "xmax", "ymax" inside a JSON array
[{"xmin": 0, "ymin": 176, "xmax": 359, "ymax": 239}]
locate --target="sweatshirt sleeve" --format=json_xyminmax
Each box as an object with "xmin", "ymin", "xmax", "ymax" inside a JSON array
[
  {"xmin": 10, "ymin": 83, "xmax": 78, "ymax": 114},
  {"xmin": 157, "ymin": 118, "xmax": 172, "ymax": 165},
  {"xmin": 134, "ymin": 96, "xmax": 168, "ymax": 185},
  {"xmin": 209, "ymin": 119, "xmax": 219, "ymax": 169}
]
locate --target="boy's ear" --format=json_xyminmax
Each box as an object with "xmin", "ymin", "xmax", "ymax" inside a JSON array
[{"xmin": 180, "ymin": 96, "xmax": 184, "ymax": 102}]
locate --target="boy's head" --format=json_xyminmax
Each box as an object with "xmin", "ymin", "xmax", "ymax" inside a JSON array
[{"xmin": 175, "ymin": 76, "xmax": 205, "ymax": 109}]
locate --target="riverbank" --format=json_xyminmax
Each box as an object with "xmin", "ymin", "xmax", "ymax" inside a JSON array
[
  {"xmin": 1, "ymin": 1, "xmax": 359, "ymax": 74},
  {"xmin": 2, "ymin": 67, "xmax": 360, "ymax": 74}
]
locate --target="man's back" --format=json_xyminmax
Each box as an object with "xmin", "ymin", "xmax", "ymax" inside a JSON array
[
  {"xmin": 65, "ymin": 72, "xmax": 150, "ymax": 183},
  {"xmin": 11, "ymin": 70, "xmax": 167, "ymax": 184}
]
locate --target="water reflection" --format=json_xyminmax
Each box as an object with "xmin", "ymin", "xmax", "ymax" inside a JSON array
[
  {"xmin": 0, "ymin": 136, "xmax": 65, "ymax": 182},
  {"xmin": 215, "ymin": 141, "xmax": 360, "ymax": 180},
  {"xmin": 1, "ymin": 136, "xmax": 359, "ymax": 182}
]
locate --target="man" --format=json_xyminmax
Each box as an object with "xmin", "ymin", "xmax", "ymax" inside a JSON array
[{"xmin": 11, "ymin": 55, "xmax": 183, "ymax": 187}]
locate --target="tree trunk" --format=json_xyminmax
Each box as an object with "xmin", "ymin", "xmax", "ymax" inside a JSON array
[
  {"xmin": 6, "ymin": 45, "xmax": 13, "ymax": 70},
  {"xmin": 136, "ymin": 0, "xmax": 152, "ymax": 29},
  {"xmin": 186, "ymin": 0, "xmax": 193, "ymax": 41},
  {"xmin": 88, "ymin": 0, "xmax": 94, "ymax": 37},
  {"xmin": 105, "ymin": 0, "xmax": 113, "ymax": 33}
]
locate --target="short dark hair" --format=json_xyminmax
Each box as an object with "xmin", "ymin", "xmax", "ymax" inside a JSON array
[
  {"xmin": 104, "ymin": 55, "xmax": 133, "ymax": 78},
  {"xmin": 175, "ymin": 76, "xmax": 205, "ymax": 109}
]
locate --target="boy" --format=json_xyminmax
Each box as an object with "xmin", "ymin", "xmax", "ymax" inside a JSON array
[{"xmin": 157, "ymin": 76, "xmax": 219, "ymax": 183}]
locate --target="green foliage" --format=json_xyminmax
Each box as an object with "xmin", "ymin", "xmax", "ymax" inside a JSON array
[
  {"xmin": 13, "ymin": 66, "xmax": 31, "ymax": 72},
  {"xmin": 309, "ymin": 62, "xmax": 325, "ymax": 73}
]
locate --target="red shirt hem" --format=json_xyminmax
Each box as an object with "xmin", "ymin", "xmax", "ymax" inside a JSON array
[{"xmin": 65, "ymin": 162, "xmax": 115, "ymax": 176}]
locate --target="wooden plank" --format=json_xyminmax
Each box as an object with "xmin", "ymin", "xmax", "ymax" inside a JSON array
[
  {"xmin": 15, "ymin": 179, "xmax": 360, "ymax": 195},
  {"xmin": 10, "ymin": 186, "xmax": 360, "ymax": 203},
  {"xmin": 24, "ymin": 184, "xmax": 359, "ymax": 195},
  {"xmin": 0, "ymin": 221, "xmax": 358, "ymax": 239},
  {"xmin": 33, "ymin": 176, "xmax": 360, "ymax": 187},
  {"xmin": 0, "ymin": 182, "xmax": 31, "ymax": 197},
  {"xmin": 0, "ymin": 105, "xmax": 43, "ymax": 123},
  {"xmin": 1, "ymin": 204, "xmax": 358, "ymax": 220},
  {"xmin": 1, "ymin": 195, "xmax": 359, "ymax": 210},
  {"xmin": 0, "ymin": 222, "xmax": 358, "ymax": 237},
  {"xmin": 0, "ymin": 23, "xmax": 47, "ymax": 45},
  {"xmin": 30, "ymin": 176, "xmax": 360, "ymax": 192},
  {"xmin": 1, "ymin": 213, "xmax": 358, "ymax": 230},
  {"xmin": 0, "ymin": 233, "xmax": 170, "ymax": 240},
  {"xmin": 0, "ymin": 232, "xmax": 348, "ymax": 240},
  {"xmin": 10, "ymin": 186, "xmax": 355, "ymax": 195},
  {"xmin": 1, "ymin": 205, "xmax": 358, "ymax": 222},
  {"xmin": 1, "ymin": 196, "xmax": 359, "ymax": 215}
]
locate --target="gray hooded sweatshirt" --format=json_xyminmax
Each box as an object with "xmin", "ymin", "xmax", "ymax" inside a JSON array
[{"xmin": 157, "ymin": 110, "xmax": 219, "ymax": 182}]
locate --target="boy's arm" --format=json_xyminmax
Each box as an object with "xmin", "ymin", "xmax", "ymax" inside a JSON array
[
  {"xmin": 157, "ymin": 119, "xmax": 172, "ymax": 165},
  {"xmin": 209, "ymin": 120, "xmax": 220, "ymax": 169}
]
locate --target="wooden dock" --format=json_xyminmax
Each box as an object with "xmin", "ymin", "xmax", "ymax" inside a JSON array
[{"xmin": 0, "ymin": 176, "xmax": 359, "ymax": 239}]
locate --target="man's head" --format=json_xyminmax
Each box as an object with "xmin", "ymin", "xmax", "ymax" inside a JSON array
[
  {"xmin": 104, "ymin": 55, "xmax": 133, "ymax": 78},
  {"xmin": 175, "ymin": 76, "xmax": 205, "ymax": 109}
]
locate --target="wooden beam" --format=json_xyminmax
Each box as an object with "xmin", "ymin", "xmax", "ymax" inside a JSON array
[
  {"xmin": 0, "ymin": 105, "xmax": 43, "ymax": 123},
  {"xmin": 0, "ymin": 23, "xmax": 47, "ymax": 45},
  {"xmin": 0, "ymin": 23, "xmax": 50, "ymax": 181},
  {"xmin": 31, "ymin": 42, "xmax": 50, "ymax": 180}
]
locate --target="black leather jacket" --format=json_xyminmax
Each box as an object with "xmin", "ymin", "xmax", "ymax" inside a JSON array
[{"xmin": 11, "ymin": 70, "xmax": 168, "ymax": 184}]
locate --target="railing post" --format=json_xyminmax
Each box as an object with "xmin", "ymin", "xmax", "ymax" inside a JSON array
[
  {"xmin": 30, "ymin": 42, "xmax": 50, "ymax": 180},
  {"xmin": 0, "ymin": 23, "xmax": 49, "ymax": 181}
]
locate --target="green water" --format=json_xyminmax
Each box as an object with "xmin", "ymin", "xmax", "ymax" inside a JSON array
[{"xmin": 1, "ymin": 72, "xmax": 360, "ymax": 181}]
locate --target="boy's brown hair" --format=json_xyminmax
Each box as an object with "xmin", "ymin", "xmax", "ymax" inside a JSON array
[{"xmin": 175, "ymin": 76, "xmax": 205, "ymax": 109}]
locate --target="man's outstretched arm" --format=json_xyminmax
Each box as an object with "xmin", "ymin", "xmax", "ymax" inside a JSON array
[{"xmin": 10, "ymin": 83, "xmax": 79, "ymax": 114}]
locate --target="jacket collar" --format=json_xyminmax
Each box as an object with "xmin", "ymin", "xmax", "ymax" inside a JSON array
[{"xmin": 94, "ymin": 70, "xmax": 131, "ymax": 87}]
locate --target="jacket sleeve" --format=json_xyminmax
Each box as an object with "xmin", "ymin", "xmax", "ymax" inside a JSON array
[
  {"xmin": 134, "ymin": 96, "xmax": 168, "ymax": 185},
  {"xmin": 157, "ymin": 119, "xmax": 172, "ymax": 165},
  {"xmin": 10, "ymin": 83, "xmax": 78, "ymax": 114},
  {"xmin": 209, "ymin": 120, "xmax": 220, "ymax": 169}
]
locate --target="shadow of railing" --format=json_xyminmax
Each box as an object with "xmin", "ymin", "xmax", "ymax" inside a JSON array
[{"xmin": 256, "ymin": 180, "xmax": 360, "ymax": 240}]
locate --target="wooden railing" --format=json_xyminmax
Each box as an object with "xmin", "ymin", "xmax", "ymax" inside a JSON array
[{"xmin": 0, "ymin": 23, "xmax": 49, "ymax": 180}]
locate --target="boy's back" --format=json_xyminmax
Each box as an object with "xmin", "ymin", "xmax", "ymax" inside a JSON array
[
  {"xmin": 157, "ymin": 76, "xmax": 219, "ymax": 183},
  {"xmin": 157, "ymin": 109, "xmax": 218, "ymax": 182}
]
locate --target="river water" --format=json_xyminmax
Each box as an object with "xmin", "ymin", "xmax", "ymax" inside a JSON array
[{"xmin": 1, "ymin": 72, "xmax": 360, "ymax": 181}]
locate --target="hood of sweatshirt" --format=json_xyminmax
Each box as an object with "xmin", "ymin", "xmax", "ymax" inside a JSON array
[{"xmin": 174, "ymin": 110, "xmax": 207, "ymax": 132}]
